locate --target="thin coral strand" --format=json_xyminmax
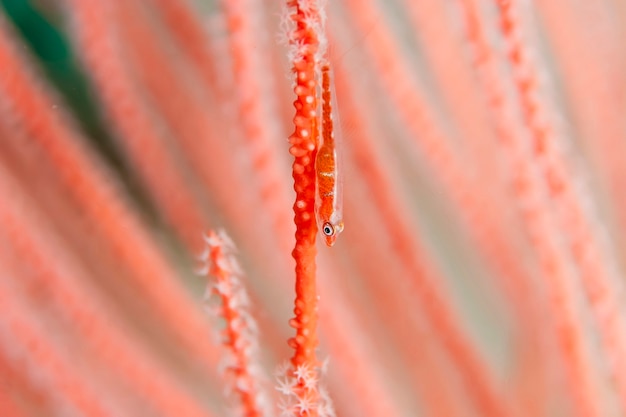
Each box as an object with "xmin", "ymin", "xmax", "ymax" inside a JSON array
[
  {"xmin": 201, "ymin": 230, "xmax": 270, "ymax": 417},
  {"xmin": 286, "ymin": 1, "xmax": 320, "ymax": 365},
  {"xmin": 457, "ymin": 2, "xmax": 557, "ymax": 414}
]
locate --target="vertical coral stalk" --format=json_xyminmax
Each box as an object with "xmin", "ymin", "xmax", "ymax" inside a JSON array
[
  {"xmin": 201, "ymin": 230, "xmax": 269, "ymax": 417},
  {"xmin": 286, "ymin": 0, "xmax": 320, "ymax": 367},
  {"xmin": 284, "ymin": 1, "xmax": 324, "ymax": 415}
]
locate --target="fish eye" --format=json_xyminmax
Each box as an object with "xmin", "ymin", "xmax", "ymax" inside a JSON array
[{"xmin": 322, "ymin": 222, "xmax": 334, "ymax": 236}]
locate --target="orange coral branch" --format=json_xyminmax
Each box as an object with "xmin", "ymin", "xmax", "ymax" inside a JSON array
[
  {"xmin": 284, "ymin": 1, "xmax": 325, "ymax": 416},
  {"xmin": 286, "ymin": 0, "xmax": 320, "ymax": 367},
  {"xmin": 201, "ymin": 230, "xmax": 270, "ymax": 417}
]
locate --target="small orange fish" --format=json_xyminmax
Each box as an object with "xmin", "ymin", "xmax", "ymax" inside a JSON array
[{"xmin": 315, "ymin": 63, "xmax": 344, "ymax": 247}]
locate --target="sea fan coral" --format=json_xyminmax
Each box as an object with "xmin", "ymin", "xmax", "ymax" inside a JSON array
[{"xmin": 2, "ymin": 0, "xmax": 626, "ymax": 416}]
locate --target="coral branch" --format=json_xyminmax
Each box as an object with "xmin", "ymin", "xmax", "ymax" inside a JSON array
[
  {"xmin": 283, "ymin": 1, "xmax": 327, "ymax": 415},
  {"xmin": 200, "ymin": 230, "xmax": 270, "ymax": 417},
  {"xmin": 286, "ymin": 0, "xmax": 320, "ymax": 366}
]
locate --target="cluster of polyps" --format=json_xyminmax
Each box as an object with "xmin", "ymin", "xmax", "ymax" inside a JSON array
[{"xmin": 275, "ymin": 360, "xmax": 335, "ymax": 417}]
